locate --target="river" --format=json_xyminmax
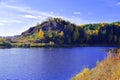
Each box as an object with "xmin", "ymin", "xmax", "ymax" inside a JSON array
[{"xmin": 0, "ymin": 47, "xmax": 110, "ymax": 80}]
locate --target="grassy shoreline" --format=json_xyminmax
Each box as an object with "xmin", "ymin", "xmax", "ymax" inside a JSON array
[
  {"xmin": 72, "ymin": 48, "xmax": 120, "ymax": 80},
  {"xmin": 0, "ymin": 42, "xmax": 120, "ymax": 49}
]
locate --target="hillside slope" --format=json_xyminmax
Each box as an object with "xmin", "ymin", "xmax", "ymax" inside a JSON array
[
  {"xmin": 0, "ymin": 17, "xmax": 120, "ymax": 47},
  {"xmin": 13, "ymin": 18, "xmax": 120, "ymax": 45}
]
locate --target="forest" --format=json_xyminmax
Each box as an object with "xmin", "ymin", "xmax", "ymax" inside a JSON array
[{"xmin": 0, "ymin": 18, "xmax": 120, "ymax": 47}]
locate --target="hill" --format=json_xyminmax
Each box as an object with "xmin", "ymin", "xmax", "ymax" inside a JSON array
[
  {"xmin": 13, "ymin": 18, "xmax": 77, "ymax": 45},
  {"xmin": 0, "ymin": 17, "xmax": 120, "ymax": 47}
]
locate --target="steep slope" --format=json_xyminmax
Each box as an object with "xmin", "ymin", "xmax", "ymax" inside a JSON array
[{"xmin": 21, "ymin": 18, "xmax": 71, "ymax": 37}]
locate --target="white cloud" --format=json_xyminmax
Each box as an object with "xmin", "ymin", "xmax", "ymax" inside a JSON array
[
  {"xmin": 73, "ymin": 12, "xmax": 81, "ymax": 15},
  {"xmin": 100, "ymin": 0, "xmax": 120, "ymax": 6},
  {"xmin": 0, "ymin": 19, "xmax": 22, "ymax": 27},
  {"xmin": 0, "ymin": 19, "xmax": 22, "ymax": 23},
  {"xmin": 24, "ymin": 15, "xmax": 37, "ymax": 19},
  {"xmin": 50, "ymin": 11, "xmax": 54, "ymax": 14},
  {"xmin": 0, "ymin": 0, "xmax": 18, "ymax": 4},
  {"xmin": 2, "ymin": 4, "xmax": 96, "ymax": 25},
  {"xmin": 2, "ymin": 4, "xmax": 67, "ymax": 22},
  {"xmin": 0, "ymin": 2, "xmax": 99, "ymax": 36},
  {"xmin": 2, "ymin": 4, "xmax": 89, "ymax": 24},
  {"xmin": 0, "ymin": 23, "xmax": 5, "ymax": 26},
  {"xmin": 5, "ymin": 5, "xmax": 31, "ymax": 13},
  {"xmin": 24, "ymin": 14, "xmax": 44, "ymax": 20},
  {"xmin": 4, "ymin": 5, "xmax": 58, "ymax": 18},
  {"xmin": 66, "ymin": 16, "xmax": 96, "ymax": 25},
  {"xmin": 8, "ymin": 0, "xmax": 18, "ymax": 2},
  {"xmin": 116, "ymin": 2, "xmax": 120, "ymax": 5}
]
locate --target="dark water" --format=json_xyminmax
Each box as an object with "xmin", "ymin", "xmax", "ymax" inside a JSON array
[{"xmin": 0, "ymin": 47, "xmax": 110, "ymax": 80}]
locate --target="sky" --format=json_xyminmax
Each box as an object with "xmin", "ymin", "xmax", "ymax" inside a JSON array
[{"xmin": 0, "ymin": 0, "xmax": 120, "ymax": 36}]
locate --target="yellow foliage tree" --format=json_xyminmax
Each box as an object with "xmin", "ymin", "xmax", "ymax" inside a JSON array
[
  {"xmin": 39, "ymin": 29, "xmax": 44, "ymax": 39},
  {"xmin": 100, "ymin": 22, "xmax": 106, "ymax": 27},
  {"xmin": 94, "ymin": 29, "xmax": 99, "ymax": 35},
  {"xmin": 49, "ymin": 41, "xmax": 54, "ymax": 45},
  {"xmin": 58, "ymin": 31, "xmax": 64, "ymax": 36},
  {"xmin": 87, "ymin": 30, "xmax": 99, "ymax": 36},
  {"xmin": 115, "ymin": 23, "xmax": 120, "ymax": 27},
  {"xmin": 0, "ymin": 38, "xmax": 6, "ymax": 42}
]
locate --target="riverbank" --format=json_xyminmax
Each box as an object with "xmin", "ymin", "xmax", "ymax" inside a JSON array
[
  {"xmin": 0, "ymin": 42, "xmax": 120, "ymax": 49},
  {"xmin": 73, "ymin": 48, "xmax": 120, "ymax": 80}
]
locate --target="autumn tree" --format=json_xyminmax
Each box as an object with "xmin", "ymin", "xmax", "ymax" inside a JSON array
[
  {"xmin": 100, "ymin": 22, "xmax": 106, "ymax": 27},
  {"xmin": 39, "ymin": 29, "xmax": 44, "ymax": 39},
  {"xmin": 49, "ymin": 32, "xmax": 53, "ymax": 38},
  {"xmin": 115, "ymin": 23, "xmax": 120, "ymax": 27},
  {"xmin": 0, "ymin": 38, "xmax": 6, "ymax": 42},
  {"xmin": 49, "ymin": 41, "xmax": 54, "ymax": 45},
  {"xmin": 58, "ymin": 31, "xmax": 64, "ymax": 36}
]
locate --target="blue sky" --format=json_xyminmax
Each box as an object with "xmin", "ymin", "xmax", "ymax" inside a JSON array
[{"xmin": 0, "ymin": 0, "xmax": 120, "ymax": 36}]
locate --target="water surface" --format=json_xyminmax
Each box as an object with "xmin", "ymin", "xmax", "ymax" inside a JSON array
[{"xmin": 0, "ymin": 47, "xmax": 109, "ymax": 80}]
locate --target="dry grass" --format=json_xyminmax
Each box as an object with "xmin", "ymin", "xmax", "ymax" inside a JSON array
[
  {"xmin": 73, "ymin": 49, "xmax": 120, "ymax": 80},
  {"xmin": 72, "ymin": 68, "xmax": 90, "ymax": 80}
]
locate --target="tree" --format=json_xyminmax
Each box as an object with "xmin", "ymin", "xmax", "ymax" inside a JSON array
[
  {"xmin": 49, "ymin": 32, "xmax": 53, "ymax": 38},
  {"xmin": 49, "ymin": 41, "xmax": 54, "ymax": 45},
  {"xmin": 73, "ymin": 28, "xmax": 79, "ymax": 41},
  {"xmin": 58, "ymin": 31, "xmax": 64, "ymax": 36},
  {"xmin": 100, "ymin": 22, "xmax": 106, "ymax": 27},
  {"xmin": 39, "ymin": 29, "xmax": 44, "ymax": 39},
  {"xmin": 36, "ymin": 22, "xmax": 40, "ymax": 26}
]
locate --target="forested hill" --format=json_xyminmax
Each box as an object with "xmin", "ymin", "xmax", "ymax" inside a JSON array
[{"xmin": 1, "ymin": 17, "xmax": 120, "ymax": 47}]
